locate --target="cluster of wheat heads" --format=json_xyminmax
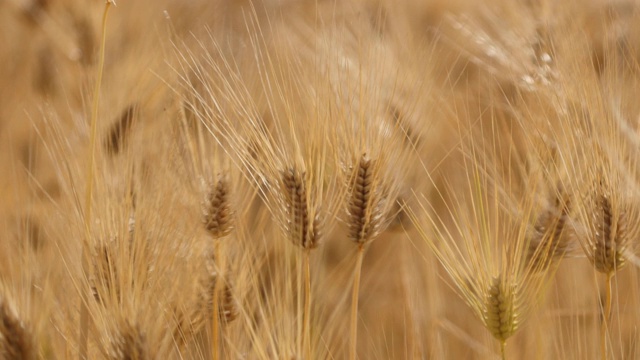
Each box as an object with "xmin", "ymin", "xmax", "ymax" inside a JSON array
[{"xmin": 3, "ymin": 0, "xmax": 640, "ymax": 359}]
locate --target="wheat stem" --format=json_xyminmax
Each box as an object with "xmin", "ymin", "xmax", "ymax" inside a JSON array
[
  {"xmin": 500, "ymin": 340, "xmax": 507, "ymax": 360},
  {"xmin": 600, "ymin": 272, "xmax": 613, "ymax": 360},
  {"xmin": 349, "ymin": 244, "xmax": 365, "ymax": 360},
  {"xmin": 80, "ymin": 2, "xmax": 111, "ymax": 359},
  {"xmin": 302, "ymin": 248, "xmax": 312, "ymax": 360},
  {"xmin": 212, "ymin": 241, "xmax": 222, "ymax": 360}
]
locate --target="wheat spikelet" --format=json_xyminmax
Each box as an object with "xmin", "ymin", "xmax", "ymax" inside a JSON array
[
  {"xmin": 0, "ymin": 296, "xmax": 34, "ymax": 360},
  {"xmin": 195, "ymin": 256, "xmax": 238, "ymax": 327},
  {"xmin": 583, "ymin": 185, "xmax": 630, "ymax": 274},
  {"xmin": 483, "ymin": 276, "xmax": 519, "ymax": 342},
  {"xmin": 348, "ymin": 154, "xmax": 376, "ymax": 244},
  {"xmin": 218, "ymin": 281, "xmax": 239, "ymax": 324},
  {"xmin": 569, "ymin": 148, "xmax": 640, "ymax": 276},
  {"xmin": 527, "ymin": 188, "xmax": 572, "ymax": 270},
  {"xmin": 281, "ymin": 167, "xmax": 320, "ymax": 249},
  {"xmin": 203, "ymin": 174, "xmax": 234, "ymax": 239}
]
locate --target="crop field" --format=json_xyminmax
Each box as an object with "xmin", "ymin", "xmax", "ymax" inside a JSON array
[{"xmin": 1, "ymin": 0, "xmax": 640, "ymax": 359}]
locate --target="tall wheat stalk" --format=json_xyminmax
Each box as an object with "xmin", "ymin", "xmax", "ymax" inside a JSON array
[
  {"xmin": 344, "ymin": 153, "xmax": 398, "ymax": 360},
  {"xmin": 80, "ymin": 2, "xmax": 113, "ymax": 358},
  {"xmin": 202, "ymin": 174, "xmax": 234, "ymax": 360},
  {"xmin": 551, "ymin": 51, "xmax": 640, "ymax": 358},
  {"xmin": 408, "ymin": 120, "xmax": 565, "ymax": 358}
]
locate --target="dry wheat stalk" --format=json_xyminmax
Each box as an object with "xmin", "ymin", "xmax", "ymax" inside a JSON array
[
  {"xmin": 80, "ymin": 3, "xmax": 113, "ymax": 358},
  {"xmin": 91, "ymin": 244, "xmax": 117, "ymax": 305}
]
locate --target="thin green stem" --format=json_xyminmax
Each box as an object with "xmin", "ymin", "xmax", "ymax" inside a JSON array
[{"xmin": 349, "ymin": 245, "xmax": 365, "ymax": 360}]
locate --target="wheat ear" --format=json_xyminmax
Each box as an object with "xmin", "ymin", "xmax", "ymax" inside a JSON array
[
  {"xmin": 197, "ymin": 260, "xmax": 239, "ymax": 325},
  {"xmin": 527, "ymin": 188, "xmax": 571, "ymax": 271},
  {"xmin": 0, "ymin": 297, "xmax": 34, "ymax": 360},
  {"xmin": 281, "ymin": 167, "xmax": 320, "ymax": 249},
  {"xmin": 483, "ymin": 276, "xmax": 518, "ymax": 360}
]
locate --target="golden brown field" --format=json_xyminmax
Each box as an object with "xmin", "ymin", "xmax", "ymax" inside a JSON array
[{"xmin": 2, "ymin": 0, "xmax": 640, "ymax": 359}]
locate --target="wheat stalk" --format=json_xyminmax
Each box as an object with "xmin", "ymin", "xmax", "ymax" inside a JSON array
[
  {"xmin": 408, "ymin": 126, "xmax": 564, "ymax": 358},
  {"xmin": 201, "ymin": 173, "xmax": 235, "ymax": 360},
  {"xmin": 80, "ymin": 3, "xmax": 113, "ymax": 358}
]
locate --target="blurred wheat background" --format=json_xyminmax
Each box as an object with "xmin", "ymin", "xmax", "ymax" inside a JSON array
[{"xmin": 2, "ymin": 0, "xmax": 640, "ymax": 359}]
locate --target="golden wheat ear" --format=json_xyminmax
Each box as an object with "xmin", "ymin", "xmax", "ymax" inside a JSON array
[
  {"xmin": 281, "ymin": 166, "xmax": 320, "ymax": 250},
  {"xmin": 202, "ymin": 174, "xmax": 234, "ymax": 239},
  {"xmin": 347, "ymin": 154, "xmax": 375, "ymax": 245},
  {"xmin": 526, "ymin": 186, "xmax": 572, "ymax": 272},
  {"xmin": 483, "ymin": 276, "xmax": 519, "ymax": 343},
  {"xmin": 196, "ymin": 256, "xmax": 239, "ymax": 327}
]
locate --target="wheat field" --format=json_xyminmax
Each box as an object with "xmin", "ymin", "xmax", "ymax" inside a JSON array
[{"xmin": 1, "ymin": 0, "xmax": 640, "ymax": 359}]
